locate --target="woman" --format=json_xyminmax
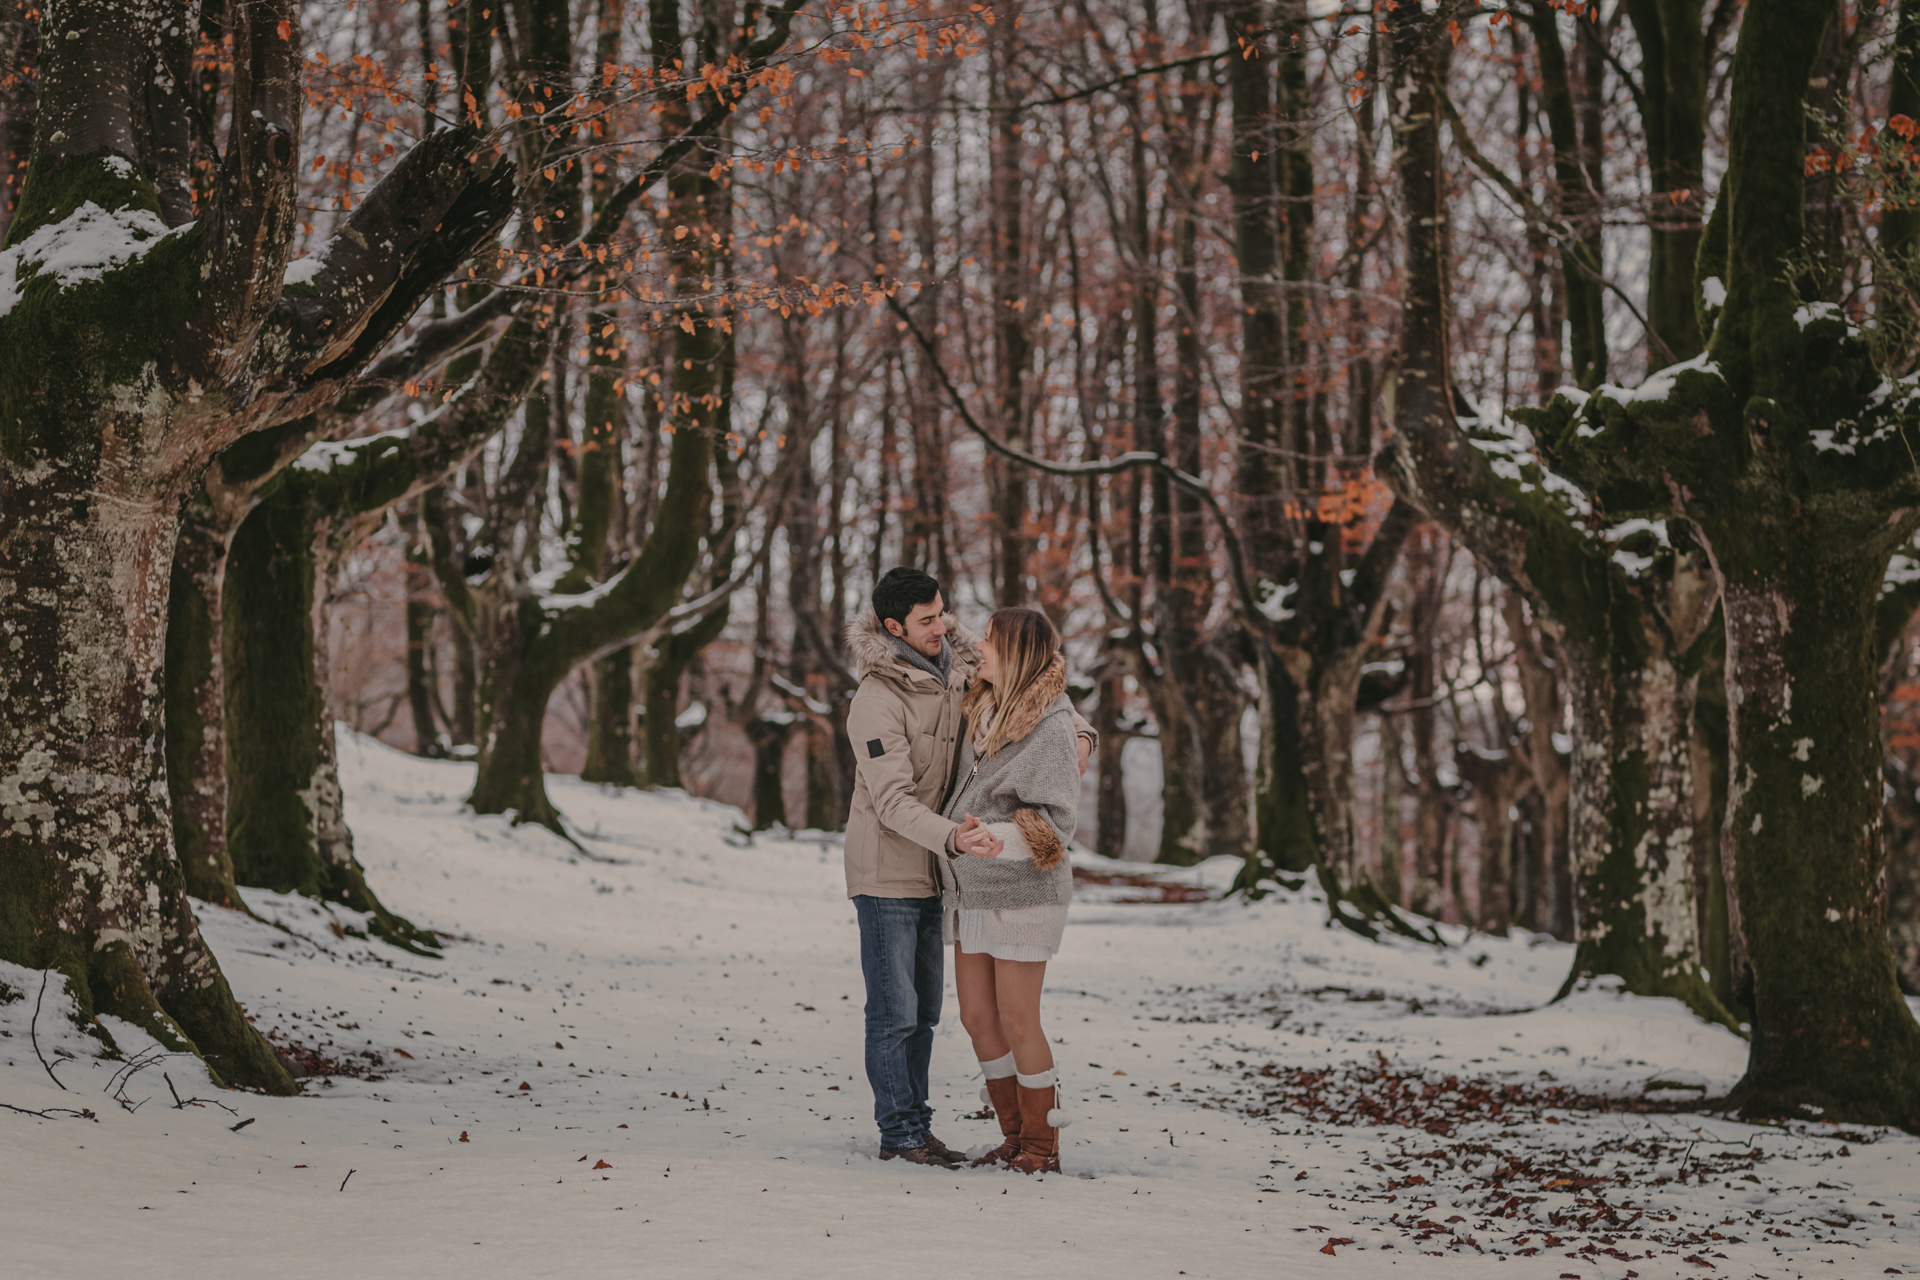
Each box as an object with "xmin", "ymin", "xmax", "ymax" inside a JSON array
[{"xmin": 939, "ymin": 606, "xmax": 1080, "ymax": 1174}]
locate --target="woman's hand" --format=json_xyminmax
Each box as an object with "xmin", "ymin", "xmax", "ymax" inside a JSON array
[{"xmin": 955, "ymin": 814, "xmax": 1004, "ymax": 858}]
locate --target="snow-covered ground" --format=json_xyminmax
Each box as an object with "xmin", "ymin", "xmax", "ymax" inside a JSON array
[{"xmin": 4, "ymin": 731, "xmax": 1917, "ymax": 1279}]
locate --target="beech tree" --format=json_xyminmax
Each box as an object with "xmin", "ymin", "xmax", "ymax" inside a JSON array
[{"xmin": 0, "ymin": 0, "xmax": 512, "ymax": 1086}]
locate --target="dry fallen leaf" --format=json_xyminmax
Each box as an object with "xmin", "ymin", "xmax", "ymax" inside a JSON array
[{"xmin": 1319, "ymin": 1238, "xmax": 1355, "ymax": 1256}]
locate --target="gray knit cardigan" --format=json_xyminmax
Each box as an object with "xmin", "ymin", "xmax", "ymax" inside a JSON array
[{"xmin": 935, "ymin": 693, "xmax": 1079, "ymax": 911}]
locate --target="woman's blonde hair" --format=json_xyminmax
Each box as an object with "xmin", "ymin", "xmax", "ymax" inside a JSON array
[{"xmin": 963, "ymin": 607, "xmax": 1061, "ymax": 759}]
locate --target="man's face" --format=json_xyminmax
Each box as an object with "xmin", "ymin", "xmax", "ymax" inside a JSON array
[{"xmin": 884, "ymin": 593, "xmax": 947, "ymax": 659}]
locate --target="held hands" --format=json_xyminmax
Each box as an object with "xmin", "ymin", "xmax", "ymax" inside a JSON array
[{"xmin": 954, "ymin": 814, "xmax": 1004, "ymax": 858}]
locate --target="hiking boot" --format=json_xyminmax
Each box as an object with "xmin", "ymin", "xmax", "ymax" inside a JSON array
[
  {"xmin": 971, "ymin": 1076, "xmax": 1022, "ymax": 1168},
  {"xmin": 923, "ymin": 1133, "xmax": 967, "ymax": 1166},
  {"xmin": 879, "ymin": 1143, "xmax": 959, "ymax": 1169}
]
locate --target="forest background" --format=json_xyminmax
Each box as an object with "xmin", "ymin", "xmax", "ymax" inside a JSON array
[{"xmin": 3, "ymin": 0, "xmax": 1920, "ymax": 1131}]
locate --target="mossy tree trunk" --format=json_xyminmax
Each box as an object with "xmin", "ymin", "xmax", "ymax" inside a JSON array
[
  {"xmin": 1550, "ymin": 548, "xmax": 1735, "ymax": 1027},
  {"xmin": 1380, "ymin": 0, "xmax": 1734, "ymax": 1020},
  {"xmin": 1504, "ymin": 0, "xmax": 1920, "ymax": 1126},
  {"xmin": 223, "ymin": 423, "xmax": 517, "ymax": 953},
  {"xmin": 167, "ymin": 500, "xmax": 245, "ymax": 909},
  {"xmin": 0, "ymin": 0, "xmax": 510, "ymax": 1090}
]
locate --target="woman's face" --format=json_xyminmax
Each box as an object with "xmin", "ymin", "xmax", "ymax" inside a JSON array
[{"xmin": 979, "ymin": 630, "xmax": 1000, "ymax": 685}]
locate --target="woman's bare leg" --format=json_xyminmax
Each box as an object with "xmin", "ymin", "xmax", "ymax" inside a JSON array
[
  {"xmin": 992, "ymin": 957, "xmax": 1054, "ymax": 1076},
  {"xmin": 953, "ymin": 944, "xmax": 1012, "ymax": 1061}
]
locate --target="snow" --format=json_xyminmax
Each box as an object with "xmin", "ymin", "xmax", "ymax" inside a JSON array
[
  {"xmin": 284, "ymin": 255, "xmax": 326, "ymax": 287},
  {"xmin": 1466, "ymin": 417, "xmax": 1594, "ymax": 518},
  {"xmin": 0, "ymin": 201, "xmax": 187, "ymax": 319},
  {"xmin": 1793, "ymin": 301, "xmax": 1843, "ymax": 330},
  {"xmin": 1257, "ymin": 577, "xmax": 1299, "ymax": 622},
  {"xmin": 3, "ymin": 729, "xmax": 1918, "ymax": 1279},
  {"xmin": 1700, "ymin": 277, "xmax": 1727, "ymax": 309},
  {"xmin": 1590, "ymin": 352, "xmax": 1722, "ymax": 412},
  {"xmin": 1602, "ymin": 518, "xmax": 1671, "ymax": 578},
  {"xmin": 292, "ymin": 426, "xmax": 411, "ymax": 473}
]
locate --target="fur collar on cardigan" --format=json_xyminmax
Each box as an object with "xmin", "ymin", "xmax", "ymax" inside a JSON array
[
  {"xmin": 972, "ymin": 653, "xmax": 1068, "ymax": 757},
  {"xmin": 845, "ymin": 609, "xmax": 982, "ymax": 687}
]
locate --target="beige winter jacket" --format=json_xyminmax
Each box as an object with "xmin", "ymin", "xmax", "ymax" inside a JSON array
[{"xmin": 842, "ymin": 611, "xmax": 1094, "ymax": 899}]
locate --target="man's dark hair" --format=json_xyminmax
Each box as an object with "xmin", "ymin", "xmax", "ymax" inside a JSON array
[{"xmin": 872, "ymin": 567, "xmax": 943, "ymax": 627}]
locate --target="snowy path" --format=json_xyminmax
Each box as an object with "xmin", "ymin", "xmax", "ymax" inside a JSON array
[{"xmin": 3, "ymin": 732, "xmax": 1917, "ymax": 1278}]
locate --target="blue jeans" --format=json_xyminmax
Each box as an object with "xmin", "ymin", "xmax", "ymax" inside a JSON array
[{"xmin": 853, "ymin": 894, "xmax": 943, "ymax": 1151}]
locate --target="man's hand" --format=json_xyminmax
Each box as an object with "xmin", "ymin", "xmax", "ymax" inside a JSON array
[
  {"xmin": 1077, "ymin": 734, "xmax": 1092, "ymax": 777},
  {"xmin": 955, "ymin": 814, "xmax": 1004, "ymax": 858}
]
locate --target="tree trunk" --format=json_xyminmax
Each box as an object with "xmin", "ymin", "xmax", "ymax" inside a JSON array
[
  {"xmin": 401, "ymin": 503, "xmax": 446, "ymax": 757},
  {"xmin": 1, "ymin": 0, "xmax": 507, "ymax": 1090},
  {"xmin": 1689, "ymin": 616, "xmax": 1736, "ymax": 1007},
  {"xmin": 1188, "ymin": 642, "xmax": 1251, "ymax": 861},
  {"xmin": 223, "ymin": 459, "xmax": 439, "ymax": 954},
  {"xmin": 1225, "ymin": 0, "xmax": 1288, "ymax": 578},
  {"xmin": 582, "ymin": 648, "xmax": 641, "ymax": 786},
  {"xmin": 1457, "ymin": 743, "xmax": 1528, "ymax": 935},
  {"xmin": 1502, "ymin": 589, "xmax": 1574, "ymax": 938},
  {"xmin": 987, "ymin": 0, "xmax": 1031, "ymax": 603},
  {"xmin": 1093, "ymin": 647, "xmax": 1130, "ymax": 860},
  {"xmin": 1523, "ymin": 0, "xmax": 1608, "ymax": 388},
  {"xmin": 1716, "ymin": 564, "xmax": 1920, "ymax": 1122},
  {"xmin": 641, "ymin": 653, "xmax": 689, "ymax": 791},
  {"xmin": 1379, "ymin": 714, "xmax": 1406, "ymax": 905},
  {"xmin": 1555, "ymin": 592, "xmax": 1734, "ymax": 1027},
  {"xmin": 1621, "ymin": 0, "xmax": 1708, "ymax": 365},
  {"xmin": 745, "ymin": 717, "xmax": 794, "ymax": 830},
  {"xmin": 166, "ymin": 501, "xmax": 246, "ymax": 907}
]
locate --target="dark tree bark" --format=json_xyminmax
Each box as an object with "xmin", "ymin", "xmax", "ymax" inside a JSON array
[
  {"xmin": 1621, "ymin": 0, "xmax": 1709, "ymax": 364},
  {"xmin": 987, "ymin": 0, "xmax": 1032, "ymax": 604},
  {"xmin": 1502, "ymin": 589, "xmax": 1575, "ymax": 939},
  {"xmin": 1522, "ymin": 0, "xmax": 1609, "ymax": 388},
  {"xmin": 1381, "ymin": 0, "xmax": 1734, "ymax": 1020},
  {"xmin": 1428, "ymin": 0, "xmax": 1920, "ymax": 1126},
  {"xmin": 1456, "ymin": 740, "xmax": 1531, "ymax": 936},
  {"xmin": 0, "ymin": 0, "xmax": 514, "ymax": 1089},
  {"xmin": 222, "ymin": 361, "xmax": 538, "ymax": 952},
  {"xmin": 401, "ymin": 503, "xmax": 447, "ymax": 757},
  {"xmin": 582, "ymin": 651, "xmax": 641, "ymax": 786}
]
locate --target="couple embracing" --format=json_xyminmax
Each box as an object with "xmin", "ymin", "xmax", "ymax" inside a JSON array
[{"xmin": 842, "ymin": 567, "xmax": 1096, "ymax": 1174}]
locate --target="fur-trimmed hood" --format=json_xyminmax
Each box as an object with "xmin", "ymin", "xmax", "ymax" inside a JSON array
[{"xmin": 845, "ymin": 609, "xmax": 983, "ymax": 688}]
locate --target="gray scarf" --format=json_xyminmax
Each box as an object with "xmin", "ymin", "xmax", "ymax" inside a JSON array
[{"xmin": 889, "ymin": 632, "xmax": 954, "ymax": 687}]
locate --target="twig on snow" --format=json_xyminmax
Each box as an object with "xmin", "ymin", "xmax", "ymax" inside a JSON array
[
  {"xmin": 340, "ymin": 1168, "xmax": 357, "ymax": 1191},
  {"xmin": 0, "ymin": 1101, "xmax": 96, "ymax": 1121},
  {"xmin": 30, "ymin": 971, "xmax": 67, "ymax": 1091},
  {"xmin": 163, "ymin": 1071, "xmax": 238, "ymax": 1115}
]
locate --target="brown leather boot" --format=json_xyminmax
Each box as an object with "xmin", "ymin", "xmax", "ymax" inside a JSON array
[
  {"xmin": 971, "ymin": 1076, "xmax": 1022, "ymax": 1167},
  {"xmin": 1008, "ymin": 1083, "xmax": 1062, "ymax": 1174}
]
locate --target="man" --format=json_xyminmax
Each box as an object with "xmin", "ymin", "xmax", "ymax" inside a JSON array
[{"xmin": 842, "ymin": 567, "xmax": 1092, "ymax": 1167}]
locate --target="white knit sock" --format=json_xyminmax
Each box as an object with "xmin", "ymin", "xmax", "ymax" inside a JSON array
[
  {"xmin": 1015, "ymin": 1068, "xmax": 1057, "ymax": 1090},
  {"xmin": 979, "ymin": 1052, "xmax": 1018, "ymax": 1081}
]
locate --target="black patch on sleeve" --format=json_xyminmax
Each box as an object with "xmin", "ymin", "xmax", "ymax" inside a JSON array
[{"xmin": 867, "ymin": 738, "xmax": 886, "ymax": 758}]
